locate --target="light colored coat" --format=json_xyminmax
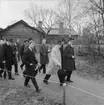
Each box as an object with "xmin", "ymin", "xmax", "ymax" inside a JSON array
[{"xmin": 46, "ymin": 45, "xmax": 61, "ymax": 75}]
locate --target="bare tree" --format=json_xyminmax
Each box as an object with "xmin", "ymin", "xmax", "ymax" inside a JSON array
[
  {"xmin": 90, "ymin": 0, "xmax": 104, "ymax": 35},
  {"xmin": 56, "ymin": 0, "xmax": 72, "ymax": 29},
  {"xmin": 24, "ymin": 4, "xmax": 58, "ymax": 35}
]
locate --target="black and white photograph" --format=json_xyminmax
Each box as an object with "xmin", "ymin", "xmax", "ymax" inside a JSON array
[{"xmin": 0, "ymin": 0, "xmax": 104, "ymax": 105}]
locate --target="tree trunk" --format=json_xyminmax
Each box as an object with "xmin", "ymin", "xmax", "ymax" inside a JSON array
[{"xmin": 97, "ymin": 38, "xmax": 101, "ymax": 55}]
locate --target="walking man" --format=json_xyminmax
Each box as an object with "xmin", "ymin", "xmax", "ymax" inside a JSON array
[
  {"xmin": 22, "ymin": 40, "xmax": 41, "ymax": 92},
  {"xmin": 5, "ymin": 39, "xmax": 15, "ymax": 80},
  {"xmin": 63, "ymin": 37, "xmax": 76, "ymax": 82},
  {"xmin": 43, "ymin": 39, "xmax": 62, "ymax": 85},
  {"xmin": 39, "ymin": 39, "xmax": 49, "ymax": 74}
]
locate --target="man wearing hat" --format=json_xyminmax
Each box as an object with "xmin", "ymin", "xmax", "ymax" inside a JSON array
[
  {"xmin": 22, "ymin": 40, "xmax": 41, "ymax": 92},
  {"xmin": 5, "ymin": 39, "xmax": 15, "ymax": 80},
  {"xmin": 63, "ymin": 37, "xmax": 76, "ymax": 82}
]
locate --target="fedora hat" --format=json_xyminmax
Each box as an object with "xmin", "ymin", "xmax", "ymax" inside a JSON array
[{"xmin": 68, "ymin": 37, "xmax": 74, "ymax": 41}]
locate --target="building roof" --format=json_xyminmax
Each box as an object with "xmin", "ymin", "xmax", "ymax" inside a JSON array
[
  {"xmin": 42, "ymin": 27, "xmax": 78, "ymax": 35},
  {"xmin": 0, "ymin": 20, "xmax": 45, "ymax": 35},
  {"xmin": 0, "ymin": 28, "xmax": 4, "ymax": 32}
]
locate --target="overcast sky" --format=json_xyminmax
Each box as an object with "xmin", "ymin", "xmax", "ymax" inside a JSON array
[{"xmin": 0, "ymin": 0, "xmax": 59, "ymax": 28}]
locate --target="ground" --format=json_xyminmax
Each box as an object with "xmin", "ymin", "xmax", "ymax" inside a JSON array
[{"xmin": 0, "ymin": 55, "xmax": 104, "ymax": 105}]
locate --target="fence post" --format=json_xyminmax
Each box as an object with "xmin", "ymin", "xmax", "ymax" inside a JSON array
[{"xmin": 63, "ymin": 83, "xmax": 66, "ymax": 105}]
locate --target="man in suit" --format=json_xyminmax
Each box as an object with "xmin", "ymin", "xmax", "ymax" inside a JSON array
[
  {"xmin": 22, "ymin": 40, "xmax": 41, "ymax": 92},
  {"xmin": 16, "ymin": 38, "xmax": 21, "ymax": 61},
  {"xmin": 20, "ymin": 40, "xmax": 28, "ymax": 70},
  {"xmin": 39, "ymin": 39, "xmax": 49, "ymax": 74},
  {"xmin": 63, "ymin": 37, "xmax": 76, "ymax": 82},
  {"xmin": 12, "ymin": 41, "xmax": 19, "ymax": 75},
  {"xmin": 5, "ymin": 39, "xmax": 15, "ymax": 80}
]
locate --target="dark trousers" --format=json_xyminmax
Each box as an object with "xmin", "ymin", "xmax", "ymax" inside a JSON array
[
  {"xmin": 24, "ymin": 76, "xmax": 39, "ymax": 91},
  {"xmin": 14, "ymin": 63, "xmax": 18, "ymax": 73},
  {"xmin": 39, "ymin": 64, "xmax": 46, "ymax": 74},
  {"xmin": 58, "ymin": 74, "xmax": 65, "ymax": 84},
  {"xmin": 44, "ymin": 74, "xmax": 65, "ymax": 84},
  {"xmin": 65, "ymin": 71, "xmax": 73, "ymax": 81},
  {"xmin": 0, "ymin": 63, "xmax": 4, "ymax": 76},
  {"xmin": 7, "ymin": 69, "xmax": 12, "ymax": 79},
  {"xmin": 6, "ymin": 66, "xmax": 12, "ymax": 79},
  {"xmin": 44, "ymin": 74, "xmax": 51, "ymax": 81}
]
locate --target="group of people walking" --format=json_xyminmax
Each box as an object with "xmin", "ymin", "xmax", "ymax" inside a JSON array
[
  {"xmin": 0, "ymin": 36, "xmax": 76, "ymax": 93},
  {"xmin": 43, "ymin": 37, "xmax": 76, "ymax": 86},
  {"xmin": 0, "ymin": 38, "xmax": 20, "ymax": 80}
]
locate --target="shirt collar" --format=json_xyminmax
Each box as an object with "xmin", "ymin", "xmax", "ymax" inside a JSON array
[{"xmin": 29, "ymin": 47, "xmax": 32, "ymax": 51}]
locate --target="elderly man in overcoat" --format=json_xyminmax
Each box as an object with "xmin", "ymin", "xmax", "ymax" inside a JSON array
[
  {"xmin": 39, "ymin": 39, "xmax": 49, "ymax": 74},
  {"xmin": 63, "ymin": 37, "xmax": 76, "ymax": 82}
]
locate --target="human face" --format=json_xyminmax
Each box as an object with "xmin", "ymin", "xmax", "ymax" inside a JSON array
[
  {"xmin": 61, "ymin": 41, "xmax": 65, "ymax": 45},
  {"xmin": 1, "ymin": 40, "xmax": 4, "ymax": 45},
  {"xmin": 68, "ymin": 40, "xmax": 73, "ymax": 45},
  {"xmin": 17, "ymin": 38, "xmax": 20, "ymax": 42},
  {"xmin": 24, "ymin": 41, "xmax": 28, "ymax": 46},
  {"xmin": 42, "ymin": 39, "xmax": 46, "ymax": 45},
  {"xmin": 29, "ymin": 42, "xmax": 35, "ymax": 49}
]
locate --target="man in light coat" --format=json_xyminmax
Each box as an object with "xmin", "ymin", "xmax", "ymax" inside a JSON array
[{"xmin": 43, "ymin": 39, "xmax": 62, "ymax": 84}]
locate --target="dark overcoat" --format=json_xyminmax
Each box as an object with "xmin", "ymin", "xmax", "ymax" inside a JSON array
[
  {"xmin": 12, "ymin": 44, "xmax": 18, "ymax": 64},
  {"xmin": 19, "ymin": 44, "xmax": 25, "ymax": 57},
  {"xmin": 63, "ymin": 44, "xmax": 76, "ymax": 71},
  {"xmin": 4, "ymin": 44, "xmax": 13, "ymax": 70},
  {"xmin": 22, "ymin": 48, "xmax": 38, "ymax": 77},
  {"xmin": 0, "ymin": 44, "xmax": 5, "ymax": 68},
  {"xmin": 40, "ymin": 44, "xmax": 49, "ymax": 65}
]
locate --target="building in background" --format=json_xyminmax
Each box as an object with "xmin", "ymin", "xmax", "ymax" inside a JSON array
[
  {"xmin": 0, "ymin": 20, "xmax": 78, "ymax": 45},
  {"xmin": 0, "ymin": 20, "xmax": 45, "ymax": 44}
]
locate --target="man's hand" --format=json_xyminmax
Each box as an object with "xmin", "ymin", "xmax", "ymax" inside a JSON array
[
  {"xmin": 72, "ymin": 56, "xmax": 75, "ymax": 59},
  {"xmin": 37, "ymin": 63, "xmax": 41, "ymax": 67},
  {"xmin": 57, "ymin": 65, "xmax": 61, "ymax": 69},
  {"xmin": 2, "ymin": 61, "xmax": 6, "ymax": 63},
  {"xmin": 30, "ymin": 63, "xmax": 33, "ymax": 66}
]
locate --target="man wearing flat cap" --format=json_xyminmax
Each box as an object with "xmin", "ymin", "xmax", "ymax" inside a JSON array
[{"xmin": 63, "ymin": 37, "xmax": 76, "ymax": 83}]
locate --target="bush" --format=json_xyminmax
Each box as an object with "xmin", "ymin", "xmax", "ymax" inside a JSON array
[{"xmin": 75, "ymin": 56, "xmax": 104, "ymax": 79}]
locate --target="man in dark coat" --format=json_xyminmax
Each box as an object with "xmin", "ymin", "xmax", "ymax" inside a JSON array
[
  {"xmin": 0, "ymin": 39, "xmax": 6, "ymax": 77},
  {"xmin": 5, "ymin": 39, "xmax": 15, "ymax": 80},
  {"xmin": 39, "ymin": 39, "xmax": 49, "ymax": 74},
  {"xmin": 19, "ymin": 40, "xmax": 28, "ymax": 70},
  {"xmin": 63, "ymin": 37, "xmax": 76, "ymax": 82},
  {"xmin": 11, "ymin": 40, "xmax": 19, "ymax": 75},
  {"xmin": 22, "ymin": 40, "xmax": 41, "ymax": 92},
  {"xmin": 16, "ymin": 38, "xmax": 21, "ymax": 61}
]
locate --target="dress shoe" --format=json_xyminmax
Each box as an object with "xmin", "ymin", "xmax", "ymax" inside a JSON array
[
  {"xmin": 9, "ymin": 78, "xmax": 15, "ymax": 80},
  {"xmin": 43, "ymin": 80, "xmax": 49, "ymax": 84},
  {"xmin": 66, "ymin": 80, "xmax": 73, "ymax": 83},
  {"xmin": 15, "ymin": 73, "xmax": 19, "ymax": 75},
  {"xmin": 36, "ymin": 89, "xmax": 41, "ymax": 93},
  {"xmin": 60, "ymin": 83, "xmax": 63, "ymax": 86},
  {"xmin": 24, "ymin": 84, "xmax": 31, "ymax": 88}
]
